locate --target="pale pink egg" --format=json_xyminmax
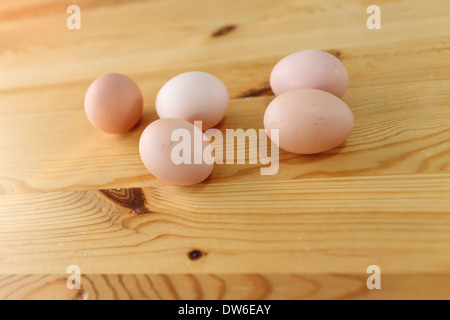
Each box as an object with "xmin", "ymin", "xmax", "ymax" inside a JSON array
[
  {"xmin": 264, "ymin": 88, "xmax": 354, "ymax": 154},
  {"xmin": 84, "ymin": 73, "xmax": 143, "ymax": 133},
  {"xmin": 270, "ymin": 50, "xmax": 349, "ymax": 98},
  {"xmin": 156, "ymin": 71, "xmax": 229, "ymax": 130},
  {"xmin": 139, "ymin": 118, "xmax": 215, "ymax": 186}
]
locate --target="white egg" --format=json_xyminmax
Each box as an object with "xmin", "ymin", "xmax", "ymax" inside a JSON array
[{"xmin": 156, "ymin": 71, "xmax": 229, "ymax": 130}]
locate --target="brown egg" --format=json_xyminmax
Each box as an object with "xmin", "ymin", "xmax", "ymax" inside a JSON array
[
  {"xmin": 84, "ymin": 73, "xmax": 143, "ymax": 133},
  {"xmin": 264, "ymin": 88, "xmax": 354, "ymax": 154},
  {"xmin": 139, "ymin": 118, "xmax": 215, "ymax": 186}
]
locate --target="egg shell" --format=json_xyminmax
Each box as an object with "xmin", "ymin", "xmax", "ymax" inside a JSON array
[
  {"xmin": 139, "ymin": 118, "xmax": 214, "ymax": 186},
  {"xmin": 270, "ymin": 50, "xmax": 349, "ymax": 98},
  {"xmin": 156, "ymin": 71, "xmax": 229, "ymax": 130},
  {"xmin": 264, "ymin": 88, "xmax": 354, "ymax": 154},
  {"xmin": 84, "ymin": 73, "xmax": 143, "ymax": 133}
]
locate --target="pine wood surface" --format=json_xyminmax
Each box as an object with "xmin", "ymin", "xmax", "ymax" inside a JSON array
[{"xmin": 0, "ymin": 0, "xmax": 449, "ymax": 299}]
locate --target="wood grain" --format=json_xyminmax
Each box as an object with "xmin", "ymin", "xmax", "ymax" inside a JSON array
[
  {"xmin": 1, "ymin": 274, "xmax": 449, "ymax": 300},
  {"xmin": 0, "ymin": 0, "xmax": 449, "ymax": 299},
  {"xmin": 0, "ymin": 81, "xmax": 449, "ymax": 194},
  {"xmin": 0, "ymin": 174, "xmax": 449, "ymax": 274}
]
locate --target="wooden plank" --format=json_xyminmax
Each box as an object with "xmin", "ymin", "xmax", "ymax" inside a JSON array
[
  {"xmin": 0, "ymin": 80, "xmax": 449, "ymax": 194},
  {"xmin": 1, "ymin": 274, "xmax": 449, "ymax": 300},
  {"xmin": 0, "ymin": 0, "xmax": 449, "ymax": 194},
  {"xmin": 1, "ymin": 0, "xmax": 449, "ymax": 91},
  {"xmin": 0, "ymin": 174, "xmax": 449, "ymax": 274}
]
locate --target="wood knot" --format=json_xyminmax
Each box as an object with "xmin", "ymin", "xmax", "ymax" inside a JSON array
[
  {"xmin": 326, "ymin": 49, "xmax": 342, "ymax": 59},
  {"xmin": 212, "ymin": 24, "xmax": 237, "ymax": 37},
  {"xmin": 100, "ymin": 188, "xmax": 151, "ymax": 215},
  {"xmin": 188, "ymin": 249, "xmax": 204, "ymax": 260},
  {"xmin": 240, "ymin": 82, "xmax": 273, "ymax": 98}
]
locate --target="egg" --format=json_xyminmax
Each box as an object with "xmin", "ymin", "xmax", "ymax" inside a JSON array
[
  {"xmin": 139, "ymin": 118, "xmax": 215, "ymax": 186},
  {"xmin": 85, "ymin": 73, "xmax": 143, "ymax": 134},
  {"xmin": 264, "ymin": 88, "xmax": 354, "ymax": 154},
  {"xmin": 156, "ymin": 71, "xmax": 229, "ymax": 130},
  {"xmin": 270, "ymin": 50, "xmax": 349, "ymax": 98}
]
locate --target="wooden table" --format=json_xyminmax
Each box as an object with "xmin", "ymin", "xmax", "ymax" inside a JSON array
[{"xmin": 0, "ymin": 0, "xmax": 449, "ymax": 300}]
